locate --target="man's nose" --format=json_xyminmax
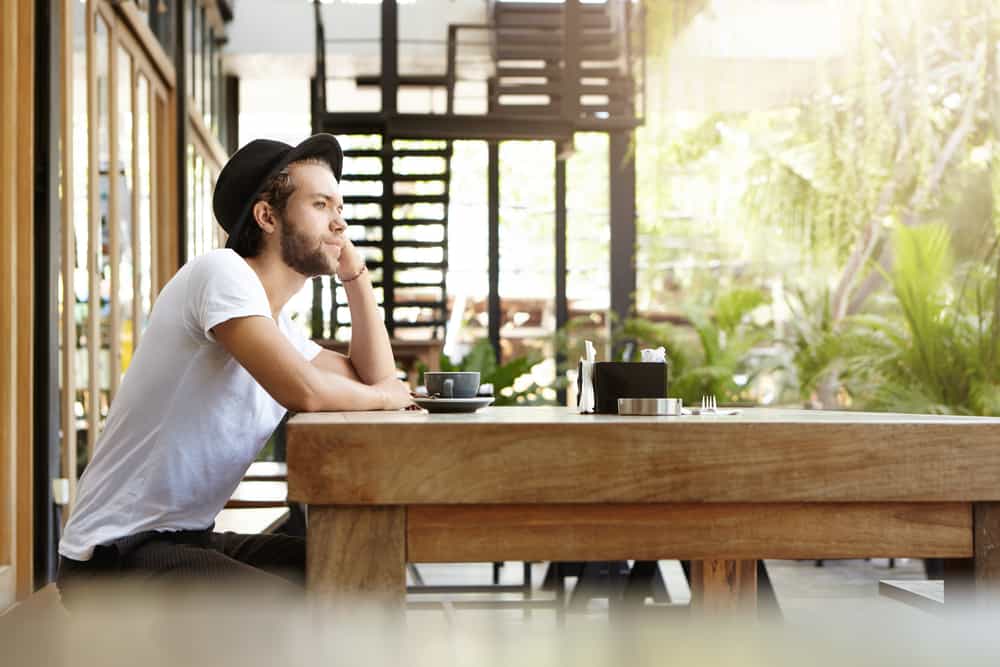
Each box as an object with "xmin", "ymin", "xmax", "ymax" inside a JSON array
[{"xmin": 331, "ymin": 214, "xmax": 347, "ymax": 232}]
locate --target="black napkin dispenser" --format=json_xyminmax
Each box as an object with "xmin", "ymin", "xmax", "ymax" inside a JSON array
[{"xmin": 578, "ymin": 361, "xmax": 669, "ymax": 414}]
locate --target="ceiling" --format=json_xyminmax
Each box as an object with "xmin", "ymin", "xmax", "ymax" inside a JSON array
[{"xmin": 225, "ymin": 0, "xmax": 869, "ymax": 113}]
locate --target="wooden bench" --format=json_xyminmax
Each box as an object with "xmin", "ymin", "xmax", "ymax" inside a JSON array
[
  {"xmin": 243, "ymin": 461, "xmax": 287, "ymax": 481},
  {"xmin": 878, "ymin": 579, "xmax": 944, "ymax": 613},
  {"xmin": 215, "ymin": 507, "xmax": 290, "ymax": 534},
  {"xmin": 226, "ymin": 480, "xmax": 288, "ymax": 509}
]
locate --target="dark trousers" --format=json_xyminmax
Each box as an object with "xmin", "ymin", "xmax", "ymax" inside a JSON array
[{"xmin": 56, "ymin": 529, "xmax": 305, "ymax": 612}]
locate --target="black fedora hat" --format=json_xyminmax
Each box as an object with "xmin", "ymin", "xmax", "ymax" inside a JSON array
[{"xmin": 213, "ymin": 133, "xmax": 343, "ymax": 249}]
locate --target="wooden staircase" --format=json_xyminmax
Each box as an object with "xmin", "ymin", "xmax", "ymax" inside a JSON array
[
  {"xmin": 310, "ymin": 1, "xmax": 643, "ymax": 341},
  {"xmin": 319, "ymin": 137, "xmax": 451, "ymax": 340},
  {"xmin": 490, "ymin": 1, "xmax": 635, "ymax": 120}
]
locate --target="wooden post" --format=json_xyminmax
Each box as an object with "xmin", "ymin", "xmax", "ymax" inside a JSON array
[
  {"xmin": 609, "ymin": 129, "xmax": 636, "ymax": 351},
  {"xmin": 689, "ymin": 559, "xmax": 758, "ymax": 616},
  {"xmin": 487, "ymin": 141, "xmax": 501, "ymax": 362}
]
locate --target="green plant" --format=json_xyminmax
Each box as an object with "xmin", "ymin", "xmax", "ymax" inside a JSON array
[
  {"xmin": 419, "ymin": 339, "xmax": 553, "ymax": 407},
  {"xmin": 800, "ymin": 223, "xmax": 1000, "ymax": 415},
  {"xmin": 556, "ymin": 289, "xmax": 775, "ymax": 406},
  {"xmin": 781, "ymin": 286, "xmax": 837, "ymax": 403}
]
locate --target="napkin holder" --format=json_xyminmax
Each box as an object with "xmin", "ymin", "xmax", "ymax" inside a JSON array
[{"xmin": 577, "ymin": 361, "xmax": 669, "ymax": 414}]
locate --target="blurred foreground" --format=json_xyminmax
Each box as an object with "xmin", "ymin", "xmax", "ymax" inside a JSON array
[{"xmin": 5, "ymin": 578, "xmax": 1000, "ymax": 667}]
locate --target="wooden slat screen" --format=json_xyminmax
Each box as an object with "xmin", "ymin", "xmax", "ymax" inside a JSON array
[{"xmin": 63, "ymin": 0, "xmax": 177, "ymax": 506}]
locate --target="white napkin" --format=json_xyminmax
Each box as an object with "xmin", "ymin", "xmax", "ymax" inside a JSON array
[
  {"xmin": 640, "ymin": 346, "xmax": 667, "ymax": 363},
  {"xmin": 579, "ymin": 340, "xmax": 596, "ymax": 414}
]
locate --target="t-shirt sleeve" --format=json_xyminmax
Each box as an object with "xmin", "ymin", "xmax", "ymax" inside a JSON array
[
  {"xmin": 279, "ymin": 312, "xmax": 323, "ymax": 361},
  {"xmin": 189, "ymin": 251, "xmax": 273, "ymax": 342}
]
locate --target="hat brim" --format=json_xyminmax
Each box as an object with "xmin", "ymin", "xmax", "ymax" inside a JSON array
[{"xmin": 224, "ymin": 134, "xmax": 344, "ymax": 250}]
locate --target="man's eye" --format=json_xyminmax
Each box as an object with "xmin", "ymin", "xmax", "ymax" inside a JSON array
[{"xmin": 315, "ymin": 202, "xmax": 326, "ymax": 209}]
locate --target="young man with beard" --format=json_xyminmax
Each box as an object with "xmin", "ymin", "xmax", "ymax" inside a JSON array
[{"xmin": 56, "ymin": 135, "xmax": 413, "ymax": 607}]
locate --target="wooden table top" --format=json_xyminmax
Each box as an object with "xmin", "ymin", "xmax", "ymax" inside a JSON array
[
  {"xmin": 286, "ymin": 406, "xmax": 1000, "ymax": 505},
  {"xmin": 290, "ymin": 405, "xmax": 1000, "ymax": 426}
]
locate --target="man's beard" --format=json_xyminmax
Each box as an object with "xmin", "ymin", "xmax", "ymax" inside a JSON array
[{"xmin": 279, "ymin": 216, "xmax": 336, "ymax": 277}]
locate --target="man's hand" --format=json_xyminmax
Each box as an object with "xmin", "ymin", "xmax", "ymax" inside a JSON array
[
  {"xmin": 335, "ymin": 236, "xmax": 366, "ymax": 281},
  {"xmin": 374, "ymin": 376, "xmax": 414, "ymax": 410}
]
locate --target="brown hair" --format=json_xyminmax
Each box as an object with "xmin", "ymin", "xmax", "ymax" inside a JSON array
[{"xmin": 230, "ymin": 156, "xmax": 332, "ymax": 258}]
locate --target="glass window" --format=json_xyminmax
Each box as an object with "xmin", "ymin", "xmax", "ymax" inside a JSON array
[
  {"xmin": 186, "ymin": 143, "xmax": 195, "ymax": 259},
  {"xmin": 70, "ymin": 0, "xmax": 90, "ymax": 475},
  {"xmin": 202, "ymin": 160, "xmax": 211, "ymax": 251},
  {"xmin": 498, "ymin": 141, "xmax": 555, "ymax": 364},
  {"xmin": 207, "ymin": 28, "xmax": 216, "ymax": 132},
  {"xmin": 147, "ymin": 0, "xmax": 175, "ymax": 62},
  {"xmin": 95, "ymin": 13, "xmax": 112, "ymax": 432},
  {"xmin": 186, "ymin": 0, "xmax": 194, "ymax": 104},
  {"xmin": 117, "ymin": 47, "xmax": 135, "ymax": 377},
  {"xmin": 136, "ymin": 74, "xmax": 153, "ymax": 334},
  {"xmin": 200, "ymin": 7, "xmax": 209, "ymax": 124},
  {"xmin": 194, "ymin": 153, "xmax": 205, "ymax": 254},
  {"xmin": 216, "ymin": 50, "xmax": 225, "ymax": 142},
  {"xmin": 192, "ymin": 4, "xmax": 201, "ymax": 110},
  {"xmin": 567, "ymin": 133, "xmax": 610, "ymax": 314}
]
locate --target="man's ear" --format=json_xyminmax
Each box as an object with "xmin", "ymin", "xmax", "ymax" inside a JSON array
[{"xmin": 251, "ymin": 200, "xmax": 277, "ymax": 235}]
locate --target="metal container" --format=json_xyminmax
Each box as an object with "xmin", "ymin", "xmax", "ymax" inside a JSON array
[{"xmin": 617, "ymin": 397, "xmax": 683, "ymax": 416}]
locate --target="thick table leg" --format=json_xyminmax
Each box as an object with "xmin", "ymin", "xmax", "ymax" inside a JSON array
[
  {"xmin": 974, "ymin": 502, "xmax": 1000, "ymax": 605},
  {"xmin": 306, "ymin": 505, "xmax": 406, "ymax": 612},
  {"xmin": 689, "ymin": 559, "xmax": 757, "ymax": 616}
]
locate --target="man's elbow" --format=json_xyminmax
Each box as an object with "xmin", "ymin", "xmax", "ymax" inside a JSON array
[{"xmin": 283, "ymin": 386, "xmax": 320, "ymax": 413}]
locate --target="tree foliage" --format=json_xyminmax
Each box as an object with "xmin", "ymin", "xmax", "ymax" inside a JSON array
[
  {"xmin": 636, "ymin": 0, "xmax": 1000, "ymax": 413},
  {"xmin": 797, "ymin": 224, "xmax": 1000, "ymax": 415}
]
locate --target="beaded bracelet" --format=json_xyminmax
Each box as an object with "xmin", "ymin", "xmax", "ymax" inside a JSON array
[{"xmin": 338, "ymin": 264, "xmax": 367, "ymax": 284}]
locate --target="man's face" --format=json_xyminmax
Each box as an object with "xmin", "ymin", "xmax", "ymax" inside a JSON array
[{"xmin": 275, "ymin": 162, "xmax": 346, "ymax": 277}]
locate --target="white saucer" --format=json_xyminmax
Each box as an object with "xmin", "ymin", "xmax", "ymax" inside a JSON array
[{"xmin": 412, "ymin": 396, "xmax": 495, "ymax": 413}]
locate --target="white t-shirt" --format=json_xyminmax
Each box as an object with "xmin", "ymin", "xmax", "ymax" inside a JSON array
[{"xmin": 59, "ymin": 249, "xmax": 322, "ymax": 561}]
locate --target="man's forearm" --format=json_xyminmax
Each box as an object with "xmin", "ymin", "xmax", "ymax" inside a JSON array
[
  {"xmin": 301, "ymin": 364, "xmax": 386, "ymax": 411},
  {"xmin": 343, "ymin": 271, "xmax": 397, "ymax": 384}
]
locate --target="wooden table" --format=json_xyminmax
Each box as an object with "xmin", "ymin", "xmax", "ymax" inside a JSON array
[{"xmin": 286, "ymin": 407, "xmax": 1000, "ymax": 613}]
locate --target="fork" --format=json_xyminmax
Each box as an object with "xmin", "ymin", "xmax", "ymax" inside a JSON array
[{"xmin": 701, "ymin": 394, "xmax": 718, "ymax": 414}]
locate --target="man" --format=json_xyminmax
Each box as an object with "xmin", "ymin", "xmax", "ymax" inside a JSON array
[{"xmin": 56, "ymin": 134, "xmax": 412, "ymax": 607}]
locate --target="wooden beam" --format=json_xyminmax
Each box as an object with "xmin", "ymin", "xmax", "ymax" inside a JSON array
[
  {"xmin": 406, "ymin": 503, "xmax": 973, "ymax": 562},
  {"xmin": 60, "ymin": 0, "xmax": 78, "ymax": 516},
  {"xmin": 148, "ymin": 80, "xmax": 166, "ymax": 280},
  {"xmin": 0, "ymin": 0, "xmax": 20, "ymax": 609},
  {"xmin": 155, "ymin": 89, "xmax": 176, "ymax": 291},
  {"xmin": 108, "ymin": 27, "xmax": 122, "ymax": 398},
  {"xmin": 16, "ymin": 0, "xmax": 36, "ymax": 599}
]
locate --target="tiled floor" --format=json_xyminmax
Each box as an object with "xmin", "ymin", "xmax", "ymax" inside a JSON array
[{"xmin": 405, "ymin": 558, "xmax": 933, "ymax": 629}]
